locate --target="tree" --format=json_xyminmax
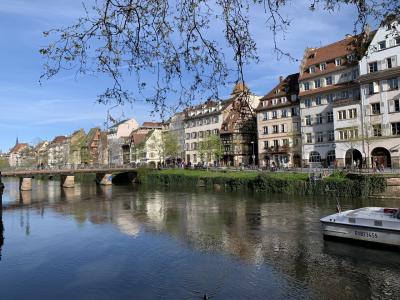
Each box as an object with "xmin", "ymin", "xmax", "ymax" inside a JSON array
[
  {"xmin": 198, "ymin": 134, "xmax": 223, "ymax": 168},
  {"xmin": 40, "ymin": 1, "xmax": 399, "ymax": 116},
  {"xmin": 162, "ymin": 132, "xmax": 181, "ymax": 162}
]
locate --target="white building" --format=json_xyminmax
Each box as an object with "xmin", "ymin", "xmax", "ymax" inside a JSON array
[
  {"xmin": 107, "ymin": 118, "xmax": 139, "ymax": 165},
  {"xmin": 358, "ymin": 22, "xmax": 400, "ymax": 168},
  {"xmin": 299, "ymin": 35, "xmax": 360, "ymax": 167}
]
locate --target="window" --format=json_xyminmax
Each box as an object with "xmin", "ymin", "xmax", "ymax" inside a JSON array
[
  {"xmin": 378, "ymin": 41, "xmax": 386, "ymax": 50},
  {"xmin": 272, "ymin": 125, "xmax": 279, "ymax": 133},
  {"xmin": 347, "ymin": 54, "xmax": 355, "ymax": 62},
  {"xmin": 373, "ymin": 124, "xmax": 382, "ymax": 136},
  {"xmin": 316, "ymin": 132, "xmax": 323, "ymax": 143},
  {"xmin": 326, "ymin": 76, "xmax": 333, "ymax": 85},
  {"xmin": 186, "ymin": 133, "xmax": 190, "ymax": 139},
  {"xmin": 263, "ymin": 141, "xmax": 269, "ymax": 149},
  {"xmin": 316, "ymin": 113, "xmax": 323, "ymax": 124},
  {"xmin": 281, "ymin": 109, "xmax": 287, "ymax": 117},
  {"xmin": 338, "ymin": 110, "xmax": 347, "ymax": 120},
  {"xmin": 396, "ymin": 37, "xmax": 400, "ymax": 45},
  {"xmin": 320, "ymin": 62, "xmax": 326, "ymax": 71},
  {"xmin": 213, "ymin": 129, "xmax": 219, "ymax": 135},
  {"xmin": 328, "ymin": 130, "xmax": 335, "ymax": 141},
  {"xmin": 327, "ymin": 93, "xmax": 334, "ymax": 103},
  {"xmin": 314, "ymin": 79, "xmax": 321, "ymax": 88},
  {"xmin": 273, "ymin": 140, "xmax": 279, "ymax": 147},
  {"xmin": 327, "ymin": 112, "xmax": 334, "ymax": 123},
  {"xmin": 368, "ymin": 82, "xmax": 375, "ymax": 95},
  {"xmin": 339, "ymin": 130, "xmax": 348, "ymax": 140},
  {"xmin": 371, "ymin": 103, "xmax": 381, "ymax": 115},
  {"xmin": 315, "ymin": 96, "xmax": 322, "ymax": 105},
  {"xmin": 309, "ymin": 151, "xmax": 321, "ymax": 162},
  {"xmin": 335, "ymin": 58, "xmax": 342, "ymax": 66},
  {"xmin": 392, "ymin": 123, "xmax": 400, "ymax": 135},
  {"xmin": 291, "ymin": 107, "xmax": 298, "ymax": 116},
  {"xmin": 282, "ymin": 139, "xmax": 289, "ymax": 146},
  {"xmin": 306, "ymin": 133, "xmax": 312, "ymax": 143},
  {"xmin": 281, "ymin": 124, "xmax": 286, "ymax": 133},
  {"xmin": 304, "ymin": 82, "xmax": 310, "ymax": 91},
  {"xmin": 309, "ymin": 66, "xmax": 316, "ymax": 74},
  {"xmin": 272, "ymin": 111, "xmax": 278, "ymax": 119},
  {"xmin": 199, "ymin": 131, "xmax": 204, "ymax": 138},
  {"xmin": 305, "ymin": 115, "xmax": 311, "ymax": 126},
  {"xmin": 387, "ymin": 57, "xmax": 393, "ymax": 69},
  {"xmin": 305, "ymin": 99, "xmax": 312, "ymax": 107},
  {"xmin": 263, "ymin": 126, "xmax": 268, "ymax": 135},
  {"xmin": 388, "ymin": 78, "xmax": 399, "ymax": 90},
  {"xmin": 369, "ymin": 62, "xmax": 378, "ymax": 73},
  {"xmin": 263, "ymin": 112, "xmax": 268, "ymax": 120},
  {"xmin": 394, "ymin": 99, "xmax": 400, "ymax": 112},
  {"xmin": 348, "ymin": 108, "xmax": 357, "ymax": 119}
]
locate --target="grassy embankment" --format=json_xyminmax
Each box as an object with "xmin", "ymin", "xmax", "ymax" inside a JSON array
[{"xmin": 137, "ymin": 168, "xmax": 386, "ymax": 198}]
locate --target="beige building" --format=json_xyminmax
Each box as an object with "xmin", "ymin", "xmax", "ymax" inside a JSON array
[{"xmin": 256, "ymin": 74, "xmax": 301, "ymax": 168}]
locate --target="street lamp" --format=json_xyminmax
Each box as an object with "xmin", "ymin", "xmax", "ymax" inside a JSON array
[{"xmin": 251, "ymin": 141, "xmax": 255, "ymax": 167}]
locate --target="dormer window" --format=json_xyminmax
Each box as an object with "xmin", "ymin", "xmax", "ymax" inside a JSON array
[
  {"xmin": 309, "ymin": 53, "xmax": 315, "ymax": 59},
  {"xmin": 378, "ymin": 41, "xmax": 386, "ymax": 50},
  {"xmin": 347, "ymin": 54, "xmax": 355, "ymax": 62},
  {"xmin": 320, "ymin": 62, "xmax": 326, "ymax": 71},
  {"xmin": 335, "ymin": 58, "xmax": 342, "ymax": 66},
  {"xmin": 275, "ymin": 89, "xmax": 279, "ymax": 94},
  {"xmin": 396, "ymin": 37, "xmax": 400, "ymax": 46},
  {"xmin": 309, "ymin": 66, "xmax": 316, "ymax": 74}
]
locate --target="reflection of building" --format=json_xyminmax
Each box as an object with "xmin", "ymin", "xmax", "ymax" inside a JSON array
[
  {"xmin": 358, "ymin": 21, "xmax": 400, "ymax": 168},
  {"xmin": 299, "ymin": 35, "xmax": 360, "ymax": 167},
  {"xmin": 256, "ymin": 74, "xmax": 301, "ymax": 167}
]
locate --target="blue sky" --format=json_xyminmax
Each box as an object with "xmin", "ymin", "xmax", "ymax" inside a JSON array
[{"xmin": 0, "ymin": 0, "xmax": 367, "ymax": 151}]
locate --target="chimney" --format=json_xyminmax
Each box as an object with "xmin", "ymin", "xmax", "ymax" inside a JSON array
[{"xmin": 279, "ymin": 76, "xmax": 284, "ymax": 83}]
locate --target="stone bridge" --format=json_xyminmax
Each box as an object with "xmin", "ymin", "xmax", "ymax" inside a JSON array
[{"xmin": 1, "ymin": 167, "xmax": 138, "ymax": 191}]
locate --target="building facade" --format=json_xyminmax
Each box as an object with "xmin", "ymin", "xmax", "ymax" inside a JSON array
[
  {"xmin": 48, "ymin": 136, "xmax": 69, "ymax": 168},
  {"xmin": 299, "ymin": 35, "xmax": 360, "ymax": 167},
  {"xmin": 358, "ymin": 22, "xmax": 400, "ymax": 168},
  {"xmin": 256, "ymin": 74, "xmax": 301, "ymax": 168}
]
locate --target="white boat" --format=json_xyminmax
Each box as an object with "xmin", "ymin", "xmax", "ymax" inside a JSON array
[{"xmin": 320, "ymin": 207, "xmax": 400, "ymax": 247}]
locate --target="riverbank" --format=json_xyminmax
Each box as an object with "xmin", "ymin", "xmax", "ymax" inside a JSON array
[{"xmin": 137, "ymin": 169, "xmax": 387, "ymax": 198}]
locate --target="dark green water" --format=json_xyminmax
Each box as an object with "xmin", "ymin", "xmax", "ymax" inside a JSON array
[{"xmin": 0, "ymin": 178, "xmax": 399, "ymax": 300}]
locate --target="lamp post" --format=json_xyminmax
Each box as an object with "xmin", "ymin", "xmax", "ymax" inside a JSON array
[{"xmin": 251, "ymin": 141, "xmax": 255, "ymax": 167}]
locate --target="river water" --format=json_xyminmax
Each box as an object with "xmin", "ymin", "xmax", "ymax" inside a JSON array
[{"xmin": 0, "ymin": 178, "xmax": 399, "ymax": 300}]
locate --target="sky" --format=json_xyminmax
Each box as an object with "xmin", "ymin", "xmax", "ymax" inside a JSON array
[{"xmin": 0, "ymin": 0, "xmax": 370, "ymax": 151}]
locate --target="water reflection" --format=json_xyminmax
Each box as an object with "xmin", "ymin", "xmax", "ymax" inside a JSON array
[{"xmin": 0, "ymin": 178, "xmax": 399, "ymax": 299}]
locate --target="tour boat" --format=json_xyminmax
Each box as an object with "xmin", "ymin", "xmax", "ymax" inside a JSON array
[{"xmin": 320, "ymin": 207, "xmax": 400, "ymax": 247}]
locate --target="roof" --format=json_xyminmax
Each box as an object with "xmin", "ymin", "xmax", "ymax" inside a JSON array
[
  {"xmin": 51, "ymin": 136, "xmax": 67, "ymax": 144},
  {"xmin": 131, "ymin": 133, "xmax": 148, "ymax": 146},
  {"xmin": 232, "ymin": 81, "xmax": 250, "ymax": 95},
  {"xmin": 141, "ymin": 122, "xmax": 162, "ymax": 128},
  {"xmin": 9, "ymin": 143, "xmax": 29, "ymax": 154},
  {"xmin": 109, "ymin": 119, "xmax": 129, "ymax": 129},
  {"xmin": 299, "ymin": 35, "xmax": 359, "ymax": 80}
]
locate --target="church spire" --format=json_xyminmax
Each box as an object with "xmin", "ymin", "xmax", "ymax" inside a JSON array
[{"xmin": 15, "ymin": 136, "xmax": 19, "ymax": 146}]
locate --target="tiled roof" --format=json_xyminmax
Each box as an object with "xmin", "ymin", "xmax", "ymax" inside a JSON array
[
  {"xmin": 9, "ymin": 143, "xmax": 29, "ymax": 154},
  {"xmin": 299, "ymin": 35, "xmax": 359, "ymax": 80},
  {"xmin": 51, "ymin": 136, "xmax": 67, "ymax": 144},
  {"xmin": 141, "ymin": 122, "xmax": 162, "ymax": 128},
  {"xmin": 131, "ymin": 133, "xmax": 148, "ymax": 146}
]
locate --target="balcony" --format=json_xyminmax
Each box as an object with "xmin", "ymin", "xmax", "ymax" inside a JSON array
[{"xmin": 264, "ymin": 145, "xmax": 292, "ymax": 154}]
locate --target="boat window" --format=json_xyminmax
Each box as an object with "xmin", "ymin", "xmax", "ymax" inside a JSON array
[
  {"xmin": 374, "ymin": 220, "xmax": 382, "ymax": 226},
  {"xmin": 348, "ymin": 217, "xmax": 356, "ymax": 224}
]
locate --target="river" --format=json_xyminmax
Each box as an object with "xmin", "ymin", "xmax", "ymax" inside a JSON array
[{"xmin": 0, "ymin": 178, "xmax": 399, "ymax": 300}]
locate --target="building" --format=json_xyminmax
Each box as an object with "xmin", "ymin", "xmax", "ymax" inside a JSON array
[
  {"xmin": 129, "ymin": 122, "xmax": 163, "ymax": 165},
  {"xmin": 299, "ymin": 34, "xmax": 361, "ymax": 167},
  {"xmin": 69, "ymin": 129, "xmax": 86, "ymax": 166},
  {"xmin": 81, "ymin": 128, "xmax": 102, "ymax": 165},
  {"xmin": 164, "ymin": 112, "xmax": 185, "ymax": 161},
  {"xmin": 8, "ymin": 139, "xmax": 31, "ymax": 167},
  {"xmin": 183, "ymin": 83, "xmax": 260, "ymax": 166},
  {"xmin": 358, "ymin": 21, "xmax": 400, "ymax": 168},
  {"xmin": 219, "ymin": 83, "xmax": 261, "ymax": 166},
  {"xmin": 48, "ymin": 136, "xmax": 69, "ymax": 167},
  {"xmin": 34, "ymin": 141, "xmax": 50, "ymax": 168},
  {"xmin": 107, "ymin": 118, "xmax": 139, "ymax": 165},
  {"xmin": 256, "ymin": 74, "xmax": 301, "ymax": 168}
]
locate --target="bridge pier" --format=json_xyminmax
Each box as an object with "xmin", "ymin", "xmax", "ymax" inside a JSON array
[
  {"xmin": 19, "ymin": 177, "xmax": 32, "ymax": 191},
  {"xmin": 96, "ymin": 173, "xmax": 113, "ymax": 185},
  {"xmin": 61, "ymin": 175, "xmax": 75, "ymax": 188}
]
